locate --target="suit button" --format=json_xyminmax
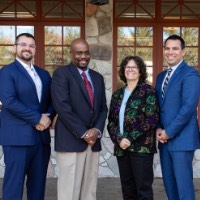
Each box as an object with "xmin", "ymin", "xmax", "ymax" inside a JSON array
[{"xmin": 90, "ymin": 110, "xmax": 93, "ymax": 114}]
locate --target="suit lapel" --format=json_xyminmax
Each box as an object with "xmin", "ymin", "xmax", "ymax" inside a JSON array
[
  {"xmin": 166, "ymin": 64, "xmax": 183, "ymax": 89},
  {"xmin": 158, "ymin": 71, "xmax": 167, "ymax": 105},
  {"xmin": 15, "ymin": 60, "xmax": 40, "ymax": 103},
  {"xmin": 161, "ymin": 61, "xmax": 185, "ymax": 104}
]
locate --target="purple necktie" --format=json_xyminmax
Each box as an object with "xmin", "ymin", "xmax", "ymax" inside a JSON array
[{"xmin": 82, "ymin": 71, "xmax": 94, "ymax": 108}]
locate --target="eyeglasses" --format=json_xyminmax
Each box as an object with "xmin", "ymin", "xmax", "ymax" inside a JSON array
[
  {"xmin": 125, "ymin": 66, "xmax": 139, "ymax": 70},
  {"xmin": 16, "ymin": 42, "xmax": 36, "ymax": 49}
]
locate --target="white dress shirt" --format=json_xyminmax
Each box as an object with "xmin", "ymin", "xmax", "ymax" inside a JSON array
[
  {"xmin": 162, "ymin": 60, "xmax": 183, "ymax": 88},
  {"xmin": 16, "ymin": 58, "xmax": 42, "ymax": 102}
]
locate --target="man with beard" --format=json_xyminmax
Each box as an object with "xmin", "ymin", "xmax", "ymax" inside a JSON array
[
  {"xmin": 51, "ymin": 38, "xmax": 108, "ymax": 200},
  {"xmin": 0, "ymin": 33, "xmax": 55, "ymax": 200}
]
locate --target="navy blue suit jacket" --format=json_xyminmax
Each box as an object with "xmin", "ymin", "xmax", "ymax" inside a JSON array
[
  {"xmin": 155, "ymin": 61, "xmax": 200, "ymax": 151},
  {"xmin": 51, "ymin": 63, "xmax": 108, "ymax": 152},
  {"xmin": 0, "ymin": 60, "xmax": 55, "ymax": 146}
]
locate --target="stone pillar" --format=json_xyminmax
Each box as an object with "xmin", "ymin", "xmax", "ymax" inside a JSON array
[{"xmin": 85, "ymin": 0, "xmax": 118, "ymax": 177}]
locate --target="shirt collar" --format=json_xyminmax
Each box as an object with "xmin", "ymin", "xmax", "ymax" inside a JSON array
[
  {"xmin": 168, "ymin": 60, "xmax": 183, "ymax": 71},
  {"xmin": 16, "ymin": 58, "xmax": 34, "ymax": 71},
  {"xmin": 77, "ymin": 67, "xmax": 89, "ymax": 76}
]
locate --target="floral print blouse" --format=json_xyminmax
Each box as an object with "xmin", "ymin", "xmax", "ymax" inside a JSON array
[{"xmin": 107, "ymin": 82, "xmax": 159, "ymax": 157}]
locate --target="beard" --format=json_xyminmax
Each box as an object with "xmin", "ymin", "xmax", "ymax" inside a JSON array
[
  {"xmin": 17, "ymin": 50, "xmax": 33, "ymax": 62},
  {"xmin": 72, "ymin": 58, "xmax": 90, "ymax": 71}
]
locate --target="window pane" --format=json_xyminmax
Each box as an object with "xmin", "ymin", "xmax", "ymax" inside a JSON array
[
  {"xmin": 42, "ymin": 0, "xmax": 84, "ymax": 19},
  {"xmin": 0, "ymin": 1, "xmax": 36, "ymax": 18},
  {"xmin": 162, "ymin": 3, "xmax": 180, "ymax": 19},
  {"xmin": 185, "ymin": 3, "xmax": 200, "ymax": 17},
  {"xmin": 115, "ymin": 1, "xmax": 155, "ymax": 19},
  {"xmin": 163, "ymin": 27, "xmax": 199, "ymax": 68},
  {"xmin": 117, "ymin": 47, "xmax": 135, "ymax": 66},
  {"xmin": 17, "ymin": 2, "xmax": 36, "ymax": 18},
  {"xmin": 185, "ymin": 48, "xmax": 198, "ymax": 66},
  {"xmin": 136, "ymin": 27, "xmax": 153, "ymax": 46},
  {"xmin": 63, "ymin": 47, "xmax": 70, "ymax": 65},
  {"xmin": 63, "ymin": 2, "xmax": 83, "ymax": 18},
  {"xmin": 162, "ymin": 1, "xmax": 200, "ymax": 19},
  {"xmin": 136, "ymin": 48, "xmax": 152, "ymax": 62},
  {"xmin": 63, "ymin": 27, "xmax": 81, "ymax": 45},
  {"xmin": 44, "ymin": 25, "xmax": 81, "ymax": 70},
  {"xmin": 136, "ymin": 47, "xmax": 153, "ymax": 85},
  {"xmin": 163, "ymin": 27, "xmax": 180, "ymax": 41},
  {"xmin": 182, "ymin": 27, "xmax": 198, "ymax": 46},
  {"xmin": 0, "ymin": 25, "xmax": 34, "ymax": 67},
  {"xmin": 137, "ymin": 2, "xmax": 155, "ymax": 19},
  {"xmin": 118, "ymin": 27, "xmax": 135, "ymax": 46},
  {"xmin": 42, "ymin": 1, "xmax": 58, "ymax": 17},
  {"xmin": 17, "ymin": 26, "xmax": 34, "ymax": 36},
  {"xmin": 45, "ymin": 46, "xmax": 62, "ymax": 65},
  {"xmin": 115, "ymin": 2, "xmax": 132, "ymax": 18},
  {"xmin": 0, "ymin": 2, "xmax": 15, "ymax": 18},
  {"xmin": 0, "ymin": 26, "xmax": 15, "ymax": 43},
  {"xmin": 117, "ymin": 26, "xmax": 154, "ymax": 87},
  {"xmin": 45, "ymin": 26, "xmax": 62, "ymax": 45},
  {"xmin": 0, "ymin": 46, "xmax": 14, "ymax": 66},
  {"xmin": 45, "ymin": 4, "xmax": 62, "ymax": 18}
]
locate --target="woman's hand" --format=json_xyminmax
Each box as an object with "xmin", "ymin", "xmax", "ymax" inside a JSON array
[{"xmin": 119, "ymin": 138, "xmax": 131, "ymax": 150}]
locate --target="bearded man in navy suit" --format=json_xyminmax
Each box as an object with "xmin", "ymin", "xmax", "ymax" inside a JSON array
[
  {"xmin": 51, "ymin": 38, "xmax": 108, "ymax": 200},
  {"xmin": 155, "ymin": 34, "xmax": 200, "ymax": 200},
  {"xmin": 0, "ymin": 33, "xmax": 55, "ymax": 200}
]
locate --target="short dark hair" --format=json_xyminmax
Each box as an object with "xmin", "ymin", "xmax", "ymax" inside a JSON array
[
  {"xmin": 16, "ymin": 33, "xmax": 35, "ymax": 44},
  {"xmin": 118, "ymin": 55, "xmax": 147, "ymax": 84},
  {"xmin": 164, "ymin": 34, "xmax": 185, "ymax": 49}
]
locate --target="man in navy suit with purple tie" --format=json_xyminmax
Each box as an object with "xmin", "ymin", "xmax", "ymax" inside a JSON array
[
  {"xmin": 156, "ymin": 35, "xmax": 200, "ymax": 200},
  {"xmin": 0, "ymin": 33, "xmax": 55, "ymax": 200}
]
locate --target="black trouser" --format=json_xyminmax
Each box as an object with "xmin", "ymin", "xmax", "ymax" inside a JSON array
[{"xmin": 117, "ymin": 151, "xmax": 154, "ymax": 200}]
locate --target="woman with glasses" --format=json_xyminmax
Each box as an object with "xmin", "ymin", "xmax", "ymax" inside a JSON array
[{"xmin": 107, "ymin": 55, "xmax": 159, "ymax": 200}]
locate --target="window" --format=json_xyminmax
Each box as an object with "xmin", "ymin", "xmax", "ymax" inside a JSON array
[
  {"xmin": 44, "ymin": 26, "xmax": 81, "ymax": 75},
  {"xmin": 163, "ymin": 27, "xmax": 199, "ymax": 69},
  {"xmin": 0, "ymin": 25, "xmax": 34, "ymax": 68},
  {"xmin": 117, "ymin": 26, "xmax": 153, "ymax": 87},
  {"xmin": 114, "ymin": 0, "xmax": 200, "ymax": 89},
  {"xmin": 0, "ymin": 0, "xmax": 84, "ymax": 75}
]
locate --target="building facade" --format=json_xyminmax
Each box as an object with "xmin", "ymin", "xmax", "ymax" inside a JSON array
[{"xmin": 0, "ymin": 0, "xmax": 200, "ymax": 178}]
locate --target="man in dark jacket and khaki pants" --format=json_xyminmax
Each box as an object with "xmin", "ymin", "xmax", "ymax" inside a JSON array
[{"xmin": 51, "ymin": 38, "xmax": 108, "ymax": 200}]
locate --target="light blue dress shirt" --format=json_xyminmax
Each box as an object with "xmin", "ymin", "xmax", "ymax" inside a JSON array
[{"xmin": 119, "ymin": 89, "xmax": 131, "ymax": 135}]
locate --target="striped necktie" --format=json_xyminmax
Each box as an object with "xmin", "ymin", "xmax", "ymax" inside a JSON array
[
  {"xmin": 82, "ymin": 71, "xmax": 94, "ymax": 108},
  {"xmin": 162, "ymin": 68, "xmax": 172, "ymax": 99}
]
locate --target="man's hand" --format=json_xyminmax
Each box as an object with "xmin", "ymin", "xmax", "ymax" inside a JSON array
[
  {"xmin": 156, "ymin": 128, "xmax": 169, "ymax": 143},
  {"xmin": 119, "ymin": 138, "xmax": 131, "ymax": 150},
  {"xmin": 83, "ymin": 128, "xmax": 99, "ymax": 146},
  {"xmin": 37, "ymin": 113, "xmax": 51, "ymax": 130},
  {"xmin": 35, "ymin": 124, "xmax": 46, "ymax": 131}
]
